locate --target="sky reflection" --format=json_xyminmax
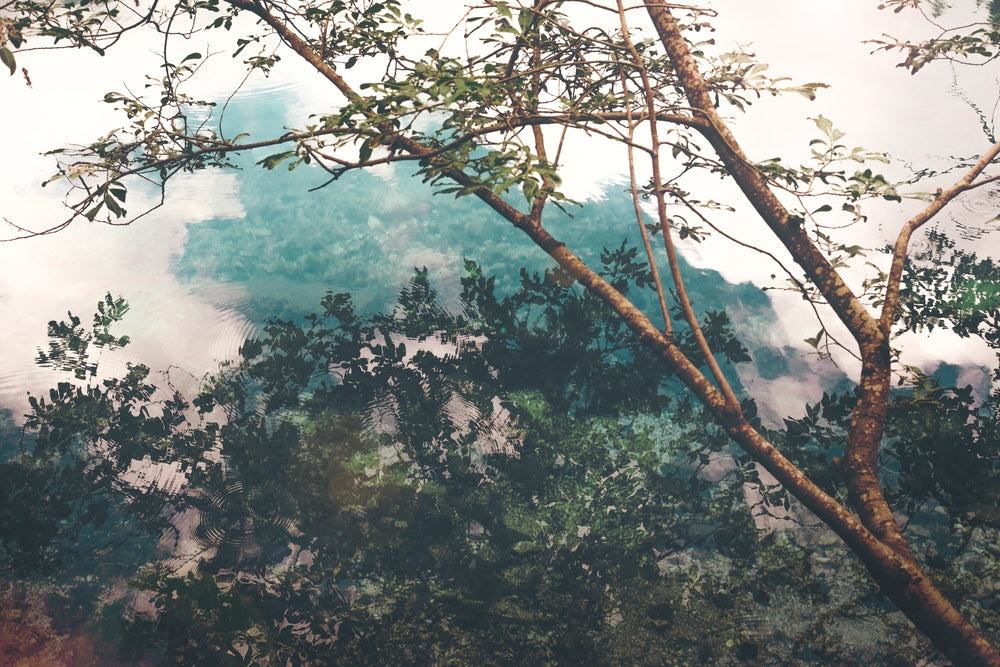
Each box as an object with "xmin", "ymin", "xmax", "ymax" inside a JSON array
[{"xmin": 2, "ymin": 1, "xmax": 998, "ymax": 426}]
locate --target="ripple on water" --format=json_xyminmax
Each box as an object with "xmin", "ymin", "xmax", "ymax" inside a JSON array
[
  {"xmin": 218, "ymin": 70, "xmax": 342, "ymax": 136},
  {"xmin": 355, "ymin": 331, "xmax": 519, "ymax": 461},
  {"xmin": 363, "ymin": 391, "xmax": 400, "ymax": 435},
  {"xmin": 950, "ymin": 185, "xmax": 1000, "ymax": 246},
  {"xmin": 206, "ymin": 296, "xmax": 264, "ymax": 362},
  {"xmin": 450, "ymin": 391, "xmax": 518, "ymax": 458},
  {"xmin": 196, "ymin": 480, "xmax": 299, "ymax": 567}
]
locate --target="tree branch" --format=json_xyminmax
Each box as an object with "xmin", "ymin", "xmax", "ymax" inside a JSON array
[
  {"xmin": 880, "ymin": 139, "xmax": 1000, "ymax": 331},
  {"xmin": 643, "ymin": 1, "xmax": 884, "ymax": 353}
]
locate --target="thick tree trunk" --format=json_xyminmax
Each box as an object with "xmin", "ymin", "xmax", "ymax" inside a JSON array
[
  {"xmin": 643, "ymin": 2, "xmax": 1000, "ymax": 664},
  {"xmin": 231, "ymin": 0, "xmax": 999, "ymax": 660},
  {"xmin": 550, "ymin": 220, "xmax": 999, "ymax": 664}
]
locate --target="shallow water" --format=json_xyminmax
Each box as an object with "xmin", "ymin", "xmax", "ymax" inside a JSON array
[{"xmin": 2, "ymin": 3, "xmax": 1000, "ymax": 664}]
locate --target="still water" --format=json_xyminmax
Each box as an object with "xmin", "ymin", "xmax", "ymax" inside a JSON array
[
  {"xmin": 3, "ymin": 4, "xmax": 1000, "ymax": 666},
  {"xmin": 1, "ymin": 87, "xmax": 808, "ymax": 663}
]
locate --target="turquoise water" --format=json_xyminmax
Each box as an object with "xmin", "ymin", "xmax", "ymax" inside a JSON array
[
  {"xmin": 1, "ymin": 87, "xmax": 996, "ymax": 666},
  {"xmin": 173, "ymin": 94, "xmax": 779, "ymax": 326}
]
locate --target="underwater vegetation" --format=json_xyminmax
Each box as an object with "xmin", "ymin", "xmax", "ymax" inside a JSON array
[{"xmin": 1, "ymin": 253, "xmax": 999, "ymax": 665}]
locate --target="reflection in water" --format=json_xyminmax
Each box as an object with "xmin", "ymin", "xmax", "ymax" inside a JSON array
[
  {"xmin": 3, "ymin": 259, "xmax": 999, "ymax": 665},
  {"xmin": 196, "ymin": 481, "xmax": 299, "ymax": 569},
  {"xmin": 3, "ymin": 12, "xmax": 1000, "ymax": 657},
  {"xmin": 951, "ymin": 184, "xmax": 1000, "ymax": 243}
]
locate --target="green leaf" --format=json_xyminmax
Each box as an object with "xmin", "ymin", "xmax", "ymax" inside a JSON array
[
  {"xmin": 256, "ymin": 151, "xmax": 296, "ymax": 170},
  {"xmin": 181, "ymin": 52, "xmax": 203, "ymax": 62},
  {"xmin": 42, "ymin": 173, "xmax": 64, "ymax": 187},
  {"xmin": 842, "ymin": 244, "xmax": 865, "ymax": 257},
  {"xmin": 811, "ymin": 115, "xmax": 833, "ymax": 135},
  {"xmin": 0, "ymin": 47, "xmax": 15, "ymax": 76},
  {"xmin": 104, "ymin": 194, "xmax": 124, "ymax": 217},
  {"xmin": 518, "ymin": 8, "xmax": 533, "ymax": 35},
  {"xmin": 358, "ymin": 138, "xmax": 373, "ymax": 165},
  {"xmin": 522, "ymin": 178, "xmax": 538, "ymax": 203},
  {"xmin": 463, "ymin": 257, "xmax": 483, "ymax": 278},
  {"xmin": 804, "ymin": 329, "xmax": 824, "ymax": 349},
  {"xmin": 84, "ymin": 201, "xmax": 104, "ymax": 222},
  {"xmin": 785, "ymin": 82, "xmax": 830, "ymax": 100}
]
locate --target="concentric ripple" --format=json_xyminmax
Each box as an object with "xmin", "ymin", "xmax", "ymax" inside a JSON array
[{"xmin": 195, "ymin": 480, "xmax": 299, "ymax": 567}]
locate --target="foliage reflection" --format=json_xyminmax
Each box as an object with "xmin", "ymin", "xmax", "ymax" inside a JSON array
[{"xmin": 2, "ymin": 251, "xmax": 1000, "ymax": 665}]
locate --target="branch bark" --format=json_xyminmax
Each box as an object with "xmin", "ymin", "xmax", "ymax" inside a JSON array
[
  {"xmin": 643, "ymin": 2, "xmax": 1000, "ymax": 664},
  {"xmin": 231, "ymin": 0, "xmax": 1000, "ymax": 661},
  {"xmin": 36, "ymin": 0, "xmax": 995, "ymax": 661}
]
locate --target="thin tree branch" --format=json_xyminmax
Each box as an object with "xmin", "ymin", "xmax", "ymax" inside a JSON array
[{"xmin": 880, "ymin": 139, "xmax": 1000, "ymax": 331}]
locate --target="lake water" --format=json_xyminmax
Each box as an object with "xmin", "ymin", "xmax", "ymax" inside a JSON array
[{"xmin": 2, "ymin": 2, "xmax": 1000, "ymax": 664}]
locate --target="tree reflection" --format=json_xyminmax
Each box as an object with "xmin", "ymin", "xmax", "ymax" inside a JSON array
[{"xmin": 3, "ymin": 250, "xmax": 1000, "ymax": 664}]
